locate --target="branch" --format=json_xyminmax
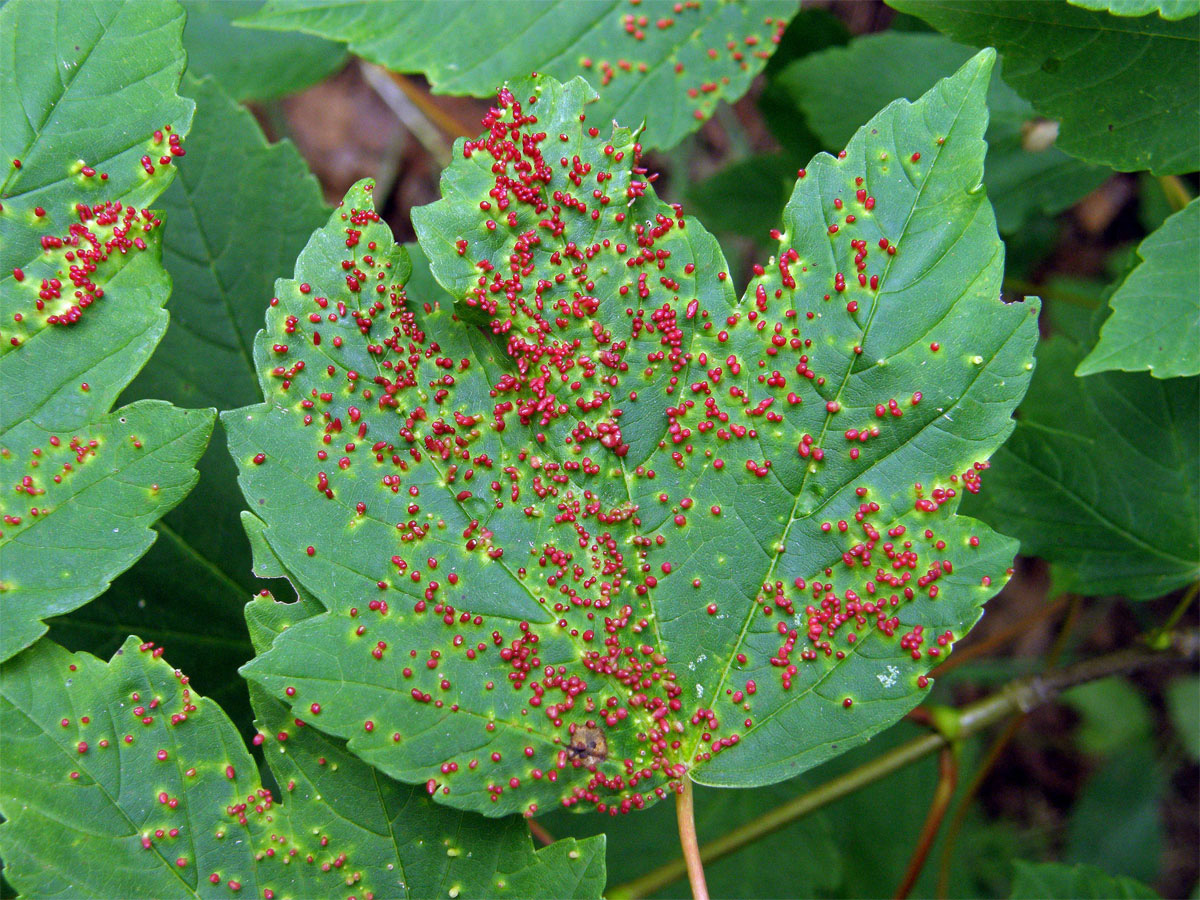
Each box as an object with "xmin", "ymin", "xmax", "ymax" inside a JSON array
[
  {"xmin": 895, "ymin": 746, "xmax": 958, "ymax": 899},
  {"xmin": 527, "ymin": 819, "xmax": 556, "ymax": 848},
  {"xmin": 1158, "ymin": 174, "xmax": 1193, "ymax": 212},
  {"xmin": 608, "ymin": 633, "xmax": 1198, "ymax": 900},
  {"xmin": 360, "ymin": 62, "xmax": 454, "ymax": 167},
  {"xmin": 935, "ymin": 593, "xmax": 1081, "ymax": 897}
]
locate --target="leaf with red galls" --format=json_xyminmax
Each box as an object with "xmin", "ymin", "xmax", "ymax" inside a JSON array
[
  {"xmin": 0, "ymin": 0, "xmax": 195, "ymax": 275},
  {"xmin": 229, "ymin": 52, "xmax": 1039, "ymax": 818},
  {"xmin": 240, "ymin": 0, "xmax": 800, "ymax": 151},
  {"xmin": 0, "ymin": 0, "xmax": 214, "ymax": 662},
  {"xmin": 0, "ymin": 633, "xmax": 606, "ymax": 899}
]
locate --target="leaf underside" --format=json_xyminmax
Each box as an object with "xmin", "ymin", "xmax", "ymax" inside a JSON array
[
  {"xmin": 888, "ymin": 0, "xmax": 1200, "ymax": 175},
  {"xmin": 241, "ymin": 0, "xmax": 799, "ymax": 150},
  {"xmin": 1077, "ymin": 198, "xmax": 1200, "ymax": 379},
  {"xmin": 0, "ymin": 634, "xmax": 605, "ymax": 899},
  {"xmin": 229, "ymin": 54, "xmax": 1038, "ymax": 819},
  {"xmin": 0, "ymin": 0, "xmax": 214, "ymax": 662}
]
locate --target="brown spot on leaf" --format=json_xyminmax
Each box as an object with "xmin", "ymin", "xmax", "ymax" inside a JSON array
[{"xmin": 568, "ymin": 722, "xmax": 608, "ymax": 768}]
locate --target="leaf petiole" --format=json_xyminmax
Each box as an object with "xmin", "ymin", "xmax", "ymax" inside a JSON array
[
  {"xmin": 611, "ymin": 635, "xmax": 1199, "ymax": 899},
  {"xmin": 677, "ymin": 775, "xmax": 710, "ymax": 900}
]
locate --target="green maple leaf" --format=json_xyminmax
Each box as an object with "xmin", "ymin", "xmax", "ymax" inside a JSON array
[
  {"xmin": 773, "ymin": 31, "xmax": 1111, "ymax": 235},
  {"xmin": 965, "ymin": 316, "xmax": 1199, "ymax": 601},
  {"xmin": 239, "ymin": 0, "xmax": 800, "ymax": 151},
  {"xmin": 887, "ymin": 0, "xmax": 1199, "ymax": 175},
  {"xmin": 0, "ymin": 0, "xmax": 214, "ymax": 662},
  {"xmin": 0, "ymin": 632, "xmax": 605, "ymax": 899},
  {"xmin": 1077, "ymin": 198, "xmax": 1200, "ymax": 379},
  {"xmin": 228, "ymin": 52, "xmax": 1038, "ymax": 818}
]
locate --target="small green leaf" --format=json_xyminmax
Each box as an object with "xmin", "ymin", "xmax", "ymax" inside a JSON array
[
  {"xmin": 1077, "ymin": 199, "xmax": 1200, "ymax": 379},
  {"xmin": 1068, "ymin": 0, "xmax": 1199, "ymax": 20},
  {"xmin": 965, "ymin": 324, "xmax": 1199, "ymax": 599},
  {"xmin": 887, "ymin": 0, "xmax": 1200, "ymax": 175},
  {"xmin": 181, "ymin": 0, "xmax": 347, "ymax": 101},
  {"xmin": 0, "ymin": 0, "xmax": 195, "ymax": 275},
  {"xmin": 775, "ymin": 31, "xmax": 1110, "ymax": 234},
  {"xmin": 0, "ymin": 635, "xmax": 606, "ymax": 899},
  {"xmin": 1011, "ymin": 862, "xmax": 1161, "ymax": 899},
  {"xmin": 756, "ymin": 8, "xmax": 850, "ymax": 154},
  {"xmin": 230, "ymin": 55, "xmax": 1037, "ymax": 818},
  {"xmin": 240, "ymin": 0, "xmax": 800, "ymax": 150}
]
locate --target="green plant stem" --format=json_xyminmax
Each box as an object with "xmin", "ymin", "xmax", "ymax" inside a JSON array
[
  {"xmin": 894, "ymin": 746, "xmax": 958, "ymax": 899},
  {"xmin": 934, "ymin": 713, "xmax": 1025, "ymax": 899},
  {"xmin": 387, "ymin": 71, "xmax": 474, "ymax": 140},
  {"xmin": 1162, "ymin": 582, "xmax": 1198, "ymax": 634},
  {"xmin": 607, "ymin": 634, "xmax": 1198, "ymax": 900},
  {"xmin": 360, "ymin": 61, "xmax": 452, "ymax": 168},
  {"xmin": 676, "ymin": 776, "xmax": 710, "ymax": 900},
  {"xmin": 1158, "ymin": 174, "xmax": 1193, "ymax": 212},
  {"xmin": 527, "ymin": 819, "xmax": 556, "ymax": 847}
]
